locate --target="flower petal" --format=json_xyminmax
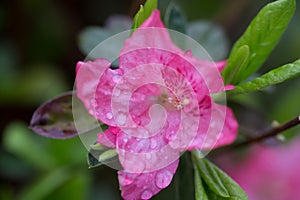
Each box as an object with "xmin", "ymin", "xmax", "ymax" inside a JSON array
[
  {"xmin": 76, "ymin": 58, "xmax": 111, "ymax": 117},
  {"xmin": 97, "ymin": 126, "xmax": 119, "ymax": 148},
  {"xmin": 215, "ymin": 60, "xmax": 227, "ymax": 72},
  {"xmin": 94, "ymin": 68, "xmax": 123, "ymax": 126},
  {"xmin": 118, "ymin": 159, "xmax": 179, "ymax": 200},
  {"xmin": 188, "ymin": 96, "xmax": 238, "ymax": 150}
]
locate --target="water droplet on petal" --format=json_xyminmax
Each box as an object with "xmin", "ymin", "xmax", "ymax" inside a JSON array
[
  {"xmin": 106, "ymin": 112, "xmax": 113, "ymax": 119},
  {"xmin": 112, "ymin": 74, "xmax": 122, "ymax": 83},
  {"xmin": 165, "ymin": 130, "xmax": 176, "ymax": 141},
  {"xmin": 155, "ymin": 170, "xmax": 173, "ymax": 189},
  {"xmin": 150, "ymin": 140, "xmax": 157, "ymax": 149},
  {"xmin": 141, "ymin": 190, "xmax": 153, "ymax": 200}
]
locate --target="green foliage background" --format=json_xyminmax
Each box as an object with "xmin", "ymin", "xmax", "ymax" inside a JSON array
[{"xmin": 0, "ymin": 0, "xmax": 299, "ymax": 199}]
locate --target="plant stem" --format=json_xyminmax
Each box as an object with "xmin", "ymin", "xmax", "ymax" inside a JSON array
[{"xmin": 233, "ymin": 115, "xmax": 300, "ymax": 148}]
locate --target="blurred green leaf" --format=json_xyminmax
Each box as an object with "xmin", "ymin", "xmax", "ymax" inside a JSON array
[
  {"xmin": 3, "ymin": 122, "xmax": 56, "ymax": 170},
  {"xmin": 164, "ymin": 3, "xmax": 186, "ymax": 33},
  {"xmin": 192, "ymin": 150, "xmax": 248, "ymax": 200},
  {"xmin": 0, "ymin": 151, "xmax": 33, "ymax": 179},
  {"xmin": 0, "ymin": 185, "xmax": 14, "ymax": 200},
  {"xmin": 229, "ymin": 58, "xmax": 300, "ymax": 95},
  {"xmin": 19, "ymin": 167, "xmax": 71, "ymax": 200},
  {"xmin": 175, "ymin": 153, "xmax": 194, "ymax": 200},
  {"xmin": 78, "ymin": 27, "xmax": 111, "ymax": 56},
  {"xmin": 131, "ymin": 0, "xmax": 158, "ymax": 31},
  {"xmin": 78, "ymin": 16, "xmax": 131, "ymax": 56},
  {"xmin": 186, "ymin": 21, "xmax": 230, "ymax": 61},
  {"xmin": 44, "ymin": 170, "xmax": 90, "ymax": 200},
  {"xmin": 270, "ymin": 78, "xmax": 300, "ymax": 139},
  {"xmin": 223, "ymin": 0, "xmax": 296, "ymax": 84},
  {"xmin": 48, "ymin": 138, "xmax": 87, "ymax": 166},
  {"xmin": 0, "ymin": 64, "xmax": 68, "ymax": 105}
]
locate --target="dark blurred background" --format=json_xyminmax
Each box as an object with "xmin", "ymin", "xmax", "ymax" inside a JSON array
[{"xmin": 1, "ymin": 0, "xmax": 299, "ymax": 199}]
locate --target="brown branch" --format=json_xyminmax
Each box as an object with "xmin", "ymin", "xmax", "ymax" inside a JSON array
[{"xmin": 233, "ymin": 115, "xmax": 300, "ymax": 148}]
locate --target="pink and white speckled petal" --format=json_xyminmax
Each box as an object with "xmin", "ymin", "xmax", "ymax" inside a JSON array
[
  {"xmin": 188, "ymin": 97, "xmax": 238, "ymax": 150},
  {"xmin": 118, "ymin": 159, "xmax": 179, "ymax": 200},
  {"xmin": 76, "ymin": 58, "xmax": 111, "ymax": 118}
]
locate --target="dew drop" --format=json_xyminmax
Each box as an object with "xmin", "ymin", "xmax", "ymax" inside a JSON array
[
  {"xmin": 112, "ymin": 74, "xmax": 122, "ymax": 83},
  {"xmin": 150, "ymin": 140, "xmax": 157, "ymax": 149},
  {"xmin": 123, "ymin": 137, "xmax": 128, "ymax": 143},
  {"xmin": 106, "ymin": 112, "xmax": 113, "ymax": 119},
  {"xmin": 165, "ymin": 130, "xmax": 176, "ymax": 141},
  {"xmin": 155, "ymin": 170, "xmax": 173, "ymax": 189},
  {"xmin": 141, "ymin": 190, "xmax": 153, "ymax": 200}
]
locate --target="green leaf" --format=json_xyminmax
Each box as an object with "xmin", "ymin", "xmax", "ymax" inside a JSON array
[
  {"xmin": 3, "ymin": 122, "xmax": 56, "ymax": 170},
  {"xmin": 194, "ymin": 163, "xmax": 209, "ymax": 200},
  {"xmin": 223, "ymin": 0, "xmax": 296, "ymax": 84},
  {"xmin": 222, "ymin": 45, "xmax": 249, "ymax": 84},
  {"xmin": 193, "ymin": 156, "xmax": 229, "ymax": 197},
  {"xmin": 164, "ymin": 3, "xmax": 186, "ymax": 33},
  {"xmin": 44, "ymin": 170, "xmax": 90, "ymax": 200},
  {"xmin": 192, "ymin": 150, "xmax": 248, "ymax": 200},
  {"xmin": 229, "ymin": 58, "xmax": 300, "ymax": 95},
  {"xmin": 131, "ymin": 0, "xmax": 158, "ymax": 31},
  {"xmin": 19, "ymin": 167, "xmax": 71, "ymax": 200},
  {"xmin": 87, "ymin": 146, "xmax": 120, "ymax": 169}
]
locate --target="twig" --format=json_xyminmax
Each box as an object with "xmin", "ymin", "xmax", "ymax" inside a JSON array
[{"xmin": 233, "ymin": 115, "xmax": 300, "ymax": 148}]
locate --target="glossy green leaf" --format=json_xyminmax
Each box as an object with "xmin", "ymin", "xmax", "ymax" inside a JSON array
[
  {"xmin": 222, "ymin": 45, "xmax": 249, "ymax": 84},
  {"xmin": 164, "ymin": 3, "xmax": 186, "ymax": 33},
  {"xmin": 194, "ymin": 163, "xmax": 209, "ymax": 200},
  {"xmin": 131, "ymin": 0, "xmax": 157, "ymax": 31},
  {"xmin": 223, "ymin": 0, "xmax": 296, "ymax": 84},
  {"xmin": 192, "ymin": 150, "xmax": 248, "ymax": 200},
  {"xmin": 229, "ymin": 58, "xmax": 300, "ymax": 95}
]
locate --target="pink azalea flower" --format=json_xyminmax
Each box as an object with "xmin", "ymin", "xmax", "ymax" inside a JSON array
[
  {"xmin": 217, "ymin": 137, "xmax": 300, "ymax": 200},
  {"xmin": 76, "ymin": 10, "xmax": 238, "ymax": 200}
]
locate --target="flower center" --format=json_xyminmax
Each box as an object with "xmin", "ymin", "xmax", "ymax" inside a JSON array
[{"xmin": 158, "ymin": 92, "xmax": 190, "ymax": 110}]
